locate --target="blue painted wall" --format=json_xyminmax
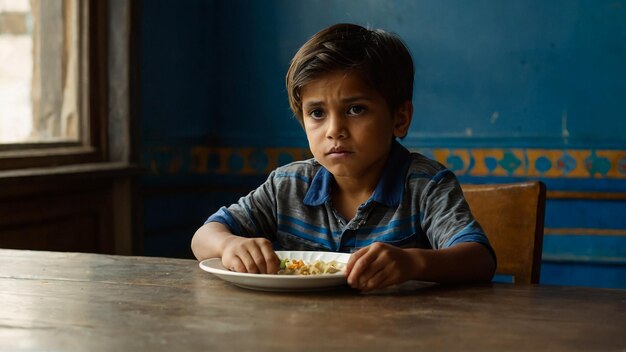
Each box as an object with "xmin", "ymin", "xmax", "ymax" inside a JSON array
[{"xmin": 140, "ymin": 0, "xmax": 626, "ymax": 288}]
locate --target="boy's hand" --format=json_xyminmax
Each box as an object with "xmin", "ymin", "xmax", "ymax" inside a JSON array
[
  {"xmin": 221, "ymin": 237, "xmax": 280, "ymax": 274},
  {"xmin": 345, "ymin": 242, "xmax": 418, "ymax": 292}
]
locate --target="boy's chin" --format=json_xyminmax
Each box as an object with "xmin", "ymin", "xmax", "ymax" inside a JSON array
[{"xmin": 324, "ymin": 165, "xmax": 362, "ymax": 179}]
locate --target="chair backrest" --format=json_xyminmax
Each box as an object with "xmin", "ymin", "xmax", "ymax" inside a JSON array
[{"xmin": 461, "ymin": 181, "xmax": 546, "ymax": 284}]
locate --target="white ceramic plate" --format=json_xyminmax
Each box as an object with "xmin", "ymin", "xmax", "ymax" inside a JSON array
[{"xmin": 199, "ymin": 250, "xmax": 351, "ymax": 292}]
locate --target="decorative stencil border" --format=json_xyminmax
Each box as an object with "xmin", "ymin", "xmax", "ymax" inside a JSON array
[
  {"xmin": 417, "ymin": 148, "xmax": 626, "ymax": 179},
  {"xmin": 144, "ymin": 146, "xmax": 626, "ymax": 179}
]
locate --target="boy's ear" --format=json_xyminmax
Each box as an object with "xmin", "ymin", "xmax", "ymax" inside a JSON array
[{"xmin": 393, "ymin": 101, "xmax": 413, "ymax": 138}]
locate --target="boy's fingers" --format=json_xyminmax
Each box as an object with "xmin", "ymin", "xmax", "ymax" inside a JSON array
[
  {"xmin": 361, "ymin": 265, "xmax": 392, "ymax": 291},
  {"xmin": 260, "ymin": 246, "xmax": 279, "ymax": 274},
  {"xmin": 345, "ymin": 248, "xmax": 367, "ymax": 275},
  {"xmin": 354, "ymin": 255, "xmax": 387, "ymax": 290},
  {"xmin": 347, "ymin": 247, "xmax": 378, "ymax": 287},
  {"xmin": 224, "ymin": 256, "xmax": 246, "ymax": 273},
  {"xmin": 237, "ymin": 251, "xmax": 260, "ymax": 273},
  {"xmin": 248, "ymin": 247, "xmax": 268, "ymax": 274}
]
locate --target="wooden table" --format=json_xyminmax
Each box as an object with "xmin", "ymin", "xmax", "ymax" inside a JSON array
[{"xmin": 1, "ymin": 249, "xmax": 624, "ymax": 351}]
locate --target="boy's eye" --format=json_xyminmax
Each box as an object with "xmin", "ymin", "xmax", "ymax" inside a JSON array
[
  {"xmin": 347, "ymin": 105, "xmax": 366, "ymax": 116},
  {"xmin": 308, "ymin": 109, "xmax": 324, "ymax": 120}
]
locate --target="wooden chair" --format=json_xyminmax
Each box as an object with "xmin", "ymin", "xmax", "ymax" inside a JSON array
[{"xmin": 461, "ymin": 181, "xmax": 546, "ymax": 284}]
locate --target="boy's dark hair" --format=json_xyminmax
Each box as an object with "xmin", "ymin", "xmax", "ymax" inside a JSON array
[{"xmin": 286, "ymin": 23, "xmax": 414, "ymax": 124}]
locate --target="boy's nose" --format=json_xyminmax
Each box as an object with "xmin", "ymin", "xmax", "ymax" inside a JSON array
[{"xmin": 325, "ymin": 114, "xmax": 347, "ymax": 139}]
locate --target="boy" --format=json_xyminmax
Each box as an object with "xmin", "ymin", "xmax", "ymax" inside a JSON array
[{"xmin": 191, "ymin": 23, "xmax": 496, "ymax": 291}]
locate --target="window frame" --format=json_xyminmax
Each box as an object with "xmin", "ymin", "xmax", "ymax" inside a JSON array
[{"xmin": 0, "ymin": 0, "xmax": 108, "ymax": 171}]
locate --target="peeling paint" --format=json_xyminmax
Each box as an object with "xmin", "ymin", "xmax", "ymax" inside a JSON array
[
  {"xmin": 562, "ymin": 108, "xmax": 570, "ymax": 145},
  {"xmin": 490, "ymin": 111, "xmax": 499, "ymax": 124}
]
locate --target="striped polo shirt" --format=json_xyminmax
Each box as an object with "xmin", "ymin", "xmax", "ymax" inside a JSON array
[{"xmin": 206, "ymin": 140, "xmax": 495, "ymax": 259}]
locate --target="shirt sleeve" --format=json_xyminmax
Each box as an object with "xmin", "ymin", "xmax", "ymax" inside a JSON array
[
  {"xmin": 205, "ymin": 171, "xmax": 278, "ymax": 240},
  {"xmin": 419, "ymin": 169, "xmax": 497, "ymax": 262}
]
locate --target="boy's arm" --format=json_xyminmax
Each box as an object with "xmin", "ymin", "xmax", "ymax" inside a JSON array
[
  {"xmin": 345, "ymin": 241, "xmax": 495, "ymax": 292},
  {"xmin": 191, "ymin": 222, "xmax": 280, "ymax": 274},
  {"xmin": 191, "ymin": 222, "xmax": 234, "ymax": 260}
]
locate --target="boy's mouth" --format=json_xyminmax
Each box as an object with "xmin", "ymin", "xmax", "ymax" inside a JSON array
[{"xmin": 326, "ymin": 146, "xmax": 352, "ymax": 155}]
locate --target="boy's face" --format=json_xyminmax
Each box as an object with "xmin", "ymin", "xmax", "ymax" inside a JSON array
[{"xmin": 300, "ymin": 71, "xmax": 412, "ymax": 181}]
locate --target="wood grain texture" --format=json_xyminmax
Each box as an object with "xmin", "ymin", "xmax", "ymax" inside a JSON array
[
  {"xmin": 463, "ymin": 181, "xmax": 546, "ymax": 284},
  {"xmin": 0, "ymin": 164, "xmax": 142, "ymax": 255},
  {"xmin": 1, "ymin": 249, "xmax": 624, "ymax": 351}
]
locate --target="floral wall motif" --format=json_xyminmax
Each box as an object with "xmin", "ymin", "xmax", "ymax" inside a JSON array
[{"xmin": 144, "ymin": 145, "xmax": 626, "ymax": 179}]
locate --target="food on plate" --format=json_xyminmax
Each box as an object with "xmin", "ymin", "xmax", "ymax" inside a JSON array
[{"xmin": 277, "ymin": 258, "xmax": 345, "ymax": 275}]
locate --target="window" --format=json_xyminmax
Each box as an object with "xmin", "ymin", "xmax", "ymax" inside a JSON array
[
  {"xmin": 0, "ymin": 0, "xmax": 139, "ymax": 255},
  {"xmin": 0, "ymin": 0, "xmax": 107, "ymax": 170}
]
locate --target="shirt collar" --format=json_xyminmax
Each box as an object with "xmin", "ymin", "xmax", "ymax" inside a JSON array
[{"xmin": 303, "ymin": 140, "xmax": 411, "ymax": 208}]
